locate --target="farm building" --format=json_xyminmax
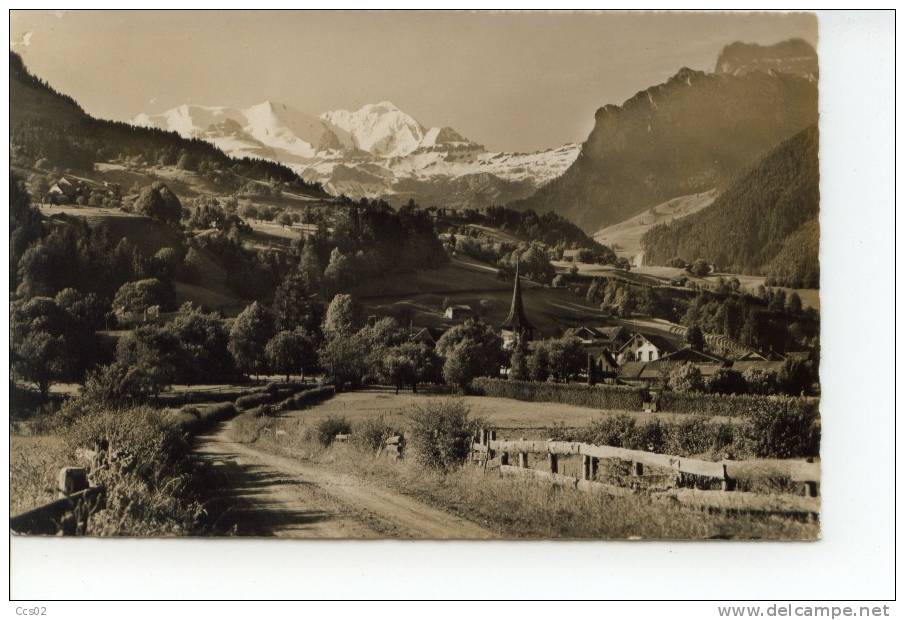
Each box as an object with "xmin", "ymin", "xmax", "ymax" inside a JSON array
[
  {"xmin": 444, "ymin": 305, "xmax": 473, "ymax": 320},
  {"xmin": 616, "ymin": 332, "xmax": 678, "ymax": 363}
]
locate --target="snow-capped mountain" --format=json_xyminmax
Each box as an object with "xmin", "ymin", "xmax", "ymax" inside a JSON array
[{"xmin": 132, "ymin": 100, "xmax": 580, "ymax": 208}]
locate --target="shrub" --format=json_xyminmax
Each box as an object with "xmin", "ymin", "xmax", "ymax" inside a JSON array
[
  {"xmin": 664, "ymin": 416, "xmax": 734, "ymax": 457},
  {"xmin": 353, "ymin": 415, "xmax": 396, "ymax": 452},
  {"xmin": 621, "ymin": 420, "xmax": 666, "ymax": 452},
  {"xmin": 669, "ymin": 363, "xmax": 705, "ymax": 393},
  {"xmin": 316, "ymin": 416, "xmax": 351, "ymax": 446},
  {"xmin": 407, "ymin": 399, "xmax": 481, "ymax": 472},
  {"xmin": 235, "ymin": 392, "xmax": 275, "ymax": 410},
  {"xmin": 741, "ymin": 400, "xmax": 821, "ymax": 458},
  {"xmin": 64, "ymin": 405, "xmax": 205, "ymax": 535},
  {"xmin": 581, "ymin": 414, "xmax": 636, "ymax": 447}
]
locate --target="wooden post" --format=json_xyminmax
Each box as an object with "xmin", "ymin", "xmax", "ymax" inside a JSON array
[
  {"xmin": 488, "ymin": 430, "xmax": 496, "ymax": 442},
  {"xmin": 631, "ymin": 461, "xmax": 643, "ymax": 477},
  {"xmin": 803, "ymin": 481, "xmax": 818, "ymax": 498},
  {"xmin": 590, "ymin": 457, "xmax": 599, "ymax": 481},
  {"xmin": 720, "ymin": 463, "xmax": 735, "ymax": 492},
  {"xmin": 548, "ymin": 452, "xmax": 558, "ymax": 474},
  {"xmin": 479, "ymin": 428, "xmax": 487, "ymax": 446},
  {"xmin": 581, "ymin": 455, "xmax": 591, "ymax": 481},
  {"xmin": 518, "ymin": 452, "xmax": 529, "ymax": 468},
  {"xmin": 57, "ymin": 467, "xmax": 89, "ymax": 499},
  {"xmin": 500, "ymin": 452, "xmax": 509, "ymax": 466}
]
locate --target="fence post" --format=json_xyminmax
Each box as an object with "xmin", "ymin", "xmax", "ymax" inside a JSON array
[
  {"xmin": 720, "ymin": 462, "xmax": 735, "ymax": 491},
  {"xmin": 548, "ymin": 452, "xmax": 558, "ymax": 474},
  {"xmin": 57, "ymin": 467, "xmax": 89, "ymax": 499},
  {"xmin": 500, "ymin": 452, "xmax": 509, "ymax": 466},
  {"xmin": 518, "ymin": 452, "xmax": 529, "ymax": 468},
  {"xmin": 582, "ymin": 455, "xmax": 591, "ymax": 481},
  {"xmin": 803, "ymin": 481, "xmax": 818, "ymax": 498},
  {"xmin": 590, "ymin": 457, "xmax": 599, "ymax": 481},
  {"xmin": 631, "ymin": 461, "xmax": 643, "ymax": 477},
  {"xmin": 479, "ymin": 428, "xmax": 487, "ymax": 447}
]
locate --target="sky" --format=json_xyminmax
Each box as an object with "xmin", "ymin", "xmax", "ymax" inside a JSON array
[{"xmin": 10, "ymin": 10, "xmax": 817, "ymax": 153}]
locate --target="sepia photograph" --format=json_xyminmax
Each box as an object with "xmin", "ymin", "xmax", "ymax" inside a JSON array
[{"xmin": 6, "ymin": 9, "xmax": 829, "ymax": 545}]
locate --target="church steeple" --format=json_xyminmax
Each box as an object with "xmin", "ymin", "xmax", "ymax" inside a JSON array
[{"xmin": 501, "ymin": 261, "xmax": 534, "ymax": 346}]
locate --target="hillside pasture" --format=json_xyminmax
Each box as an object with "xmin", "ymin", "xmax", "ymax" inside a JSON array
[
  {"xmin": 355, "ymin": 257, "xmax": 612, "ymax": 337},
  {"xmin": 593, "ymin": 190, "xmax": 717, "ymax": 263}
]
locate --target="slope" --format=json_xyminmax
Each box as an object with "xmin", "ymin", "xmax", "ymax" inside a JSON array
[
  {"xmin": 511, "ymin": 64, "xmax": 817, "ymax": 232},
  {"xmin": 640, "ymin": 125, "xmax": 819, "ymax": 287}
]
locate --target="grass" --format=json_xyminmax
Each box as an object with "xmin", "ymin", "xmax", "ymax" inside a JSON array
[
  {"xmin": 243, "ymin": 417, "xmax": 817, "ymax": 540},
  {"xmin": 276, "ymin": 389, "xmax": 742, "ymax": 440},
  {"xmin": 10, "ymin": 434, "xmax": 70, "ymax": 515},
  {"xmin": 239, "ymin": 395, "xmax": 818, "ymax": 540}
]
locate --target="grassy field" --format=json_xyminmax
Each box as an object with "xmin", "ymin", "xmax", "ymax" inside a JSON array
[
  {"xmin": 354, "ymin": 256, "xmax": 612, "ymax": 338},
  {"xmin": 593, "ymin": 190, "xmax": 717, "ymax": 264},
  {"xmin": 276, "ymin": 388, "xmax": 741, "ymax": 440},
  {"xmin": 554, "ymin": 257, "xmax": 820, "ymax": 311},
  {"xmin": 235, "ymin": 394, "xmax": 816, "ymax": 540},
  {"xmin": 10, "ymin": 433, "xmax": 70, "ymax": 515}
]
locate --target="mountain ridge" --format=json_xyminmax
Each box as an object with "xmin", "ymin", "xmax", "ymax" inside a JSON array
[
  {"xmin": 510, "ymin": 61, "xmax": 818, "ymax": 232},
  {"xmin": 132, "ymin": 99, "xmax": 579, "ymax": 208}
]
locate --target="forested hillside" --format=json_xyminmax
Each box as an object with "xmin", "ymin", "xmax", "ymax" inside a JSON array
[
  {"xmin": 641, "ymin": 125, "xmax": 819, "ymax": 288},
  {"xmin": 9, "ymin": 52, "xmax": 327, "ymax": 197}
]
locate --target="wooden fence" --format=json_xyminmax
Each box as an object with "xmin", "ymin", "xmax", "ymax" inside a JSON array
[
  {"xmin": 10, "ymin": 467, "xmax": 105, "ymax": 535},
  {"xmin": 470, "ymin": 429, "xmax": 820, "ymax": 517}
]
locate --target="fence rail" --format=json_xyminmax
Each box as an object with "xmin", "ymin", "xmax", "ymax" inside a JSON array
[
  {"xmin": 10, "ymin": 467, "xmax": 105, "ymax": 535},
  {"xmin": 471, "ymin": 428, "xmax": 820, "ymax": 516}
]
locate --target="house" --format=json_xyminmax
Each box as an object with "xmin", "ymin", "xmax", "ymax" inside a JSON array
[
  {"xmin": 659, "ymin": 347, "xmax": 731, "ymax": 366},
  {"xmin": 500, "ymin": 263, "xmax": 535, "ymax": 349},
  {"xmin": 571, "ymin": 326, "xmax": 603, "ymax": 345},
  {"xmin": 444, "ymin": 305, "xmax": 473, "ymax": 320},
  {"xmin": 47, "ymin": 177, "xmax": 77, "ymax": 203},
  {"xmin": 410, "ymin": 326, "xmax": 446, "ymax": 347},
  {"xmin": 585, "ymin": 347, "xmax": 619, "ymax": 380},
  {"xmin": 616, "ymin": 332, "xmax": 679, "ymax": 363}
]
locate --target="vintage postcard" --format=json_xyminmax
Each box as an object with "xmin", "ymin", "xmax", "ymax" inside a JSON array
[{"xmin": 10, "ymin": 10, "xmax": 820, "ymax": 541}]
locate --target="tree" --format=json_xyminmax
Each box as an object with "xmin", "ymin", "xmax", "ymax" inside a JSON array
[
  {"xmin": 265, "ymin": 329, "xmax": 316, "ymax": 381},
  {"xmin": 132, "ymin": 182, "xmax": 182, "ymax": 224},
  {"xmin": 323, "ymin": 247, "xmax": 354, "ymax": 293},
  {"xmin": 272, "ymin": 268, "xmax": 322, "ymax": 334},
  {"xmin": 382, "ymin": 348, "xmax": 417, "ymax": 394},
  {"xmin": 169, "ymin": 304, "xmax": 235, "ymax": 383},
  {"xmin": 685, "ymin": 325, "xmax": 705, "ymax": 351},
  {"xmin": 546, "ymin": 335, "xmax": 585, "ymax": 382},
  {"xmin": 228, "ymin": 302, "xmax": 274, "ymax": 377},
  {"xmin": 55, "ymin": 288, "xmax": 106, "ymax": 330},
  {"xmin": 435, "ymin": 320, "xmax": 504, "ymax": 379},
  {"xmin": 527, "ymin": 343, "xmax": 551, "ymax": 382},
  {"xmin": 10, "ymin": 297, "xmax": 93, "ymax": 396},
  {"xmin": 442, "ymin": 338, "xmax": 484, "ymax": 391},
  {"xmin": 686, "ymin": 259, "xmax": 711, "ymax": 278},
  {"xmin": 322, "ymin": 294, "xmax": 361, "ymax": 339},
  {"xmin": 509, "ymin": 336, "xmax": 529, "ymax": 381},
  {"xmin": 706, "ymin": 368, "xmax": 747, "ymax": 395},
  {"xmin": 150, "ymin": 247, "xmax": 183, "ymax": 282},
  {"xmin": 786, "ymin": 291, "xmax": 803, "ymax": 314},
  {"xmin": 112, "ymin": 278, "xmax": 167, "ymax": 315},
  {"xmin": 318, "ymin": 332, "xmax": 368, "ymax": 390},
  {"xmin": 669, "ymin": 363, "xmax": 705, "ymax": 393},
  {"xmin": 742, "ymin": 367, "xmax": 779, "ymax": 395},
  {"xmin": 297, "ymin": 241, "xmax": 324, "ymax": 294},
  {"xmin": 115, "ymin": 325, "xmax": 183, "ymax": 397},
  {"xmin": 777, "ymin": 358, "xmax": 815, "ymax": 396}
]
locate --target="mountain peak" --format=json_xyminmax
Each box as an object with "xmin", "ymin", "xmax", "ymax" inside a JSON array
[{"xmin": 716, "ymin": 38, "xmax": 817, "ymax": 80}]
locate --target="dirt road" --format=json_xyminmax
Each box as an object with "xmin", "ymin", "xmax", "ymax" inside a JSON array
[{"xmin": 194, "ymin": 420, "xmax": 493, "ymax": 539}]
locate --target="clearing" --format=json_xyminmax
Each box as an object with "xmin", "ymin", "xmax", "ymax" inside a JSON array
[{"xmin": 593, "ymin": 190, "xmax": 717, "ymax": 264}]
